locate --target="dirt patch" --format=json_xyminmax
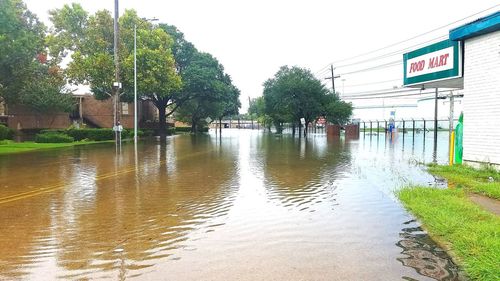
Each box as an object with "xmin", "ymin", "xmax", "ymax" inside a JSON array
[{"xmin": 468, "ymin": 194, "xmax": 500, "ymax": 216}]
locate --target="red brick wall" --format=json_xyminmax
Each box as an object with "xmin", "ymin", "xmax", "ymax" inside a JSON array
[
  {"xmin": 81, "ymin": 95, "xmax": 136, "ymax": 128},
  {"xmin": 326, "ymin": 124, "xmax": 341, "ymax": 137},
  {"xmin": 6, "ymin": 104, "xmax": 70, "ymax": 130},
  {"xmin": 345, "ymin": 124, "xmax": 359, "ymax": 139}
]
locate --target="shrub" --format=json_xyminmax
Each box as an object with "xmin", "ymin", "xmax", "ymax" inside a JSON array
[
  {"xmin": 66, "ymin": 128, "xmax": 114, "ymax": 141},
  {"xmin": 0, "ymin": 125, "xmax": 14, "ymax": 140},
  {"xmin": 35, "ymin": 133, "xmax": 74, "ymax": 143},
  {"xmin": 175, "ymin": 127, "xmax": 191, "ymax": 132},
  {"xmin": 121, "ymin": 129, "xmax": 145, "ymax": 139}
]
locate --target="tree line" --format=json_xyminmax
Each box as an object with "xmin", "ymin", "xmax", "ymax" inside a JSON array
[
  {"xmin": 249, "ymin": 66, "xmax": 353, "ymax": 136},
  {"xmin": 0, "ymin": 0, "xmax": 240, "ymax": 135}
]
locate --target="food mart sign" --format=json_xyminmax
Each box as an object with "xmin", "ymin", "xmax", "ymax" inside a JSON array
[{"xmin": 403, "ymin": 39, "xmax": 462, "ymax": 86}]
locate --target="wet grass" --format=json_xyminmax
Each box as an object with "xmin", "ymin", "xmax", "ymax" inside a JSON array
[
  {"xmin": 0, "ymin": 140, "xmax": 113, "ymax": 155},
  {"xmin": 428, "ymin": 164, "xmax": 500, "ymax": 200},
  {"xmin": 397, "ymin": 186, "xmax": 500, "ymax": 281}
]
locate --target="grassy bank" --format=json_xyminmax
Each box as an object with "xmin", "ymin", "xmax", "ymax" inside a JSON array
[
  {"xmin": 397, "ymin": 187, "xmax": 500, "ymax": 281},
  {"xmin": 0, "ymin": 140, "xmax": 113, "ymax": 155},
  {"xmin": 428, "ymin": 164, "xmax": 500, "ymax": 200}
]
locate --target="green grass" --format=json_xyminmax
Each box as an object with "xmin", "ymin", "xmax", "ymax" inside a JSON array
[
  {"xmin": 428, "ymin": 164, "xmax": 500, "ymax": 199},
  {"xmin": 0, "ymin": 140, "xmax": 113, "ymax": 155},
  {"xmin": 397, "ymin": 186, "xmax": 500, "ymax": 281}
]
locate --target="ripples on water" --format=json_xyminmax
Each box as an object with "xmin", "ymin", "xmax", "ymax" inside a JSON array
[{"xmin": 0, "ymin": 130, "xmax": 464, "ymax": 280}]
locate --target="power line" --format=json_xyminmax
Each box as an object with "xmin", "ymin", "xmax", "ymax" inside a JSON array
[
  {"xmin": 334, "ymin": 35, "xmax": 448, "ymax": 69},
  {"xmin": 327, "ymin": 4, "xmax": 500, "ymax": 65},
  {"xmin": 343, "ymin": 87, "xmax": 409, "ymax": 97},
  {"xmin": 339, "ymin": 60, "xmax": 401, "ymax": 76},
  {"xmin": 313, "ymin": 4, "xmax": 500, "ymax": 75},
  {"xmin": 343, "ymin": 78, "xmax": 401, "ymax": 88},
  {"xmin": 343, "ymin": 89, "xmax": 457, "ymax": 100}
]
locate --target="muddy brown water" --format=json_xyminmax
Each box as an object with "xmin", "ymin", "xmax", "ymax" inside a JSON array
[{"xmin": 0, "ymin": 130, "xmax": 466, "ymax": 280}]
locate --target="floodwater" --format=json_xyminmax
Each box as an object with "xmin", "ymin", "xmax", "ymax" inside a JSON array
[{"xmin": 0, "ymin": 129, "xmax": 466, "ymax": 280}]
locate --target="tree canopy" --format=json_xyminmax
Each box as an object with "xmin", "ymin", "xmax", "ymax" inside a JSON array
[
  {"xmin": 262, "ymin": 66, "xmax": 352, "ymax": 136},
  {"xmin": 45, "ymin": 4, "xmax": 239, "ymax": 135},
  {"xmin": 0, "ymin": 0, "xmax": 74, "ymax": 116}
]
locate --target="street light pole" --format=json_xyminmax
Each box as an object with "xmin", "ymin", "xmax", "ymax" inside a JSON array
[
  {"xmin": 113, "ymin": 0, "xmax": 120, "ymax": 145},
  {"xmin": 134, "ymin": 23, "xmax": 137, "ymax": 144}
]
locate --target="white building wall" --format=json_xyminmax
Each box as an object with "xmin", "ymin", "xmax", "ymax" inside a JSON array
[{"xmin": 463, "ymin": 30, "xmax": 500, "ymax": 165}]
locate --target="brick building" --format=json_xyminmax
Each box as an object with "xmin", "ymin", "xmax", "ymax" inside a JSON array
[{"xmin": 1, "ymin": 94, "xmax": 169, "ymax": 131}]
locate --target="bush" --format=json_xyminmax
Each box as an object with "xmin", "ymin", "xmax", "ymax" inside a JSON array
[
  {"xmin": 175, "ymin": 127, "xmax": 191, "ymax": 132},
  {"xmin": 35, "ymin": 132, "xmax": 74, "ymax": 143},
  {"xmin": 121, "ymin": 129, "xmax": 145, "ymax": 139},
  {"xmin": 0, "ymin": 125, "xmax": 14, "ymax": 140},
  {"xmin": 66, "ymin": 128, "xmax": 114, "ymax": 141}
]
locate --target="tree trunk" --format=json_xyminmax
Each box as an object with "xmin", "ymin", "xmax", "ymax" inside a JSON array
[
  {"xmin": 219, "ymin": 117, "xmax": 222, "ymax": 136},
  {"xmin": 191, "ymin": 118, "xmax": 196, "ymax": 133},
  {"xmin": 303, "ymin": 123, "xmax": 307, "ymax": 137},
  {"xmin": 157, "ymin": 103, "xmax": 167, "ymax": 137},
  {"xmin": 292, "ymin": 123, "xmax": 296, "ymax": 136}
]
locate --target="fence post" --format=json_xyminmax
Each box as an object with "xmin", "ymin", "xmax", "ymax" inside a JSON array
[{"xmin": 402, "ymin": 119, "xmax": 405, "ymax": 135}]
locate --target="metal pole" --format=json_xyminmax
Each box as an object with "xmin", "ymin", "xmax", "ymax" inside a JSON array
[
  {"xmin": 434, "ymin": 88, "xmax": 438, "ymax": 143},
  {"xmin": 113, "ymin": 0, "xmax": 120, "ymax": 144},
  {"xmin": 433, "ymin": 88, "xmax": 438, "ymax": 160},
  {"xmin": 134, "ymin": 24, "xmax": 137, "ymax": 143},
  {"xmin": 449, "ymin": 91, "xmax": 455, "ymax": 160}
]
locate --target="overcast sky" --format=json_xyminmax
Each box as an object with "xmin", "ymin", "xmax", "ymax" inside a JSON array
[{"xmin": 24, "ymin": 0, "xmax": 499, "ymax": 112}]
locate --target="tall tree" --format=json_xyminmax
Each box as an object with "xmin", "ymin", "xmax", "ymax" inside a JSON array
[
  {"xmin": 19, "ymin": 64, "xmax": 75, "ymax": 126},
  {"xmin": 48, "ymin": 6, "xmax": 182, "ymax": 135},
  {"xmin": 0, "ymin": 0, "xmax": 46, "ymax": 104},
  {"xmin": 249, "ymin": 96, "xmax": 272, "ymax": 131},
  {"xmin": 263, "ymin": 66, "xmax": 352, "ymax": 136},
  {"xmin": 176, "ymin": 53, "xmax": 240, "ymax": 133},
  {"xmin": 322, "ymin": 93, "xmax": 353, "ymax": 125}
]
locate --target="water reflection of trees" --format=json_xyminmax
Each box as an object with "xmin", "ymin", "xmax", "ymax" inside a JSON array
[
  {"xmin": 0, "ymin": 136, "xmax": 239, "ymax": 279},
  {"xmin": 397, "ymin": 220, "xmax": 465, "ymax": 281},
  {"xmin": 259, "ymin": 135, "xmax": 351, "ymax": 210}
]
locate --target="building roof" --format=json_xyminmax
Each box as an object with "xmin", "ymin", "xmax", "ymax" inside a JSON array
[{"xmin": 449, "ymin": 11, "xmax": 500, "ymax": 41}]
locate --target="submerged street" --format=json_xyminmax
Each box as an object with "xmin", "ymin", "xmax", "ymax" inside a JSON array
[{"xmin": 0, "ymin": 130, "xmax": 465, "ymax": 280}]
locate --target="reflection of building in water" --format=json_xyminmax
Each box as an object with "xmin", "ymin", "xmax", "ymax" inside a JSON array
[{"xmin": 397, "ymin": 220, "xmax": 466, "ymax": 281}]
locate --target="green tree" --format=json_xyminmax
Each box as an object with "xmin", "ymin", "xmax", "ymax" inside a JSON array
[
  {"xmin": 48, "ymin": 6, "xmax": 182, "ymax": 135},
  {"xmin": 322, "ymin": 93, "xmax": 353, "ymax": 125},
  {"xmin": 249, "ymin": 96, "xmax": 272, "ymax": 131},
  {"xmin": 176, "ymin": 53, "xmax": 240, "ymax": 133},
  {"xmin": 0, "ymin": 0, "xmax": 46, "ymax": 104},
  {"xmin": 20, "ymin": 64, "xmax": 75, "ymax": 126},
  {"xmin": 263, "ymin": 66, "xmax": 352, "ymax": 136}
]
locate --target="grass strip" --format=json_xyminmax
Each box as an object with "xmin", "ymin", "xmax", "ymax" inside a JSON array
[
  {"xmin": 0, "ymin": 140, "xmax": 114, "ymax": 155},
  {"xmin": 428, "ymin": 164, "xmax": 500, "ymax": 200},
  {"xmin": 397, "ymin": 186, "xmax": 500, "ymax": 281}
]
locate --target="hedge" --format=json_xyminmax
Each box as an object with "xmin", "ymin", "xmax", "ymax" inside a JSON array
[
  {"xmin": 35, "ymin": 132, "xmax": 74, "ymax": 143},
  {"xmin": 0, "ymin": 125, "xmax": 14, "ymax": 140}
]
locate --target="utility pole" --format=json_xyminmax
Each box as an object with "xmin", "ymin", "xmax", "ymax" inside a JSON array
[
  {"xmin": 113, "ymin": 0, "xmax": 121, "ymax": 144},
  {"xmin": 248, "ymin": 96, "xmax": 254, "ymax": 129},
  {"xmin": 434, "ymin": 88, "xmax": 439, "ymax": 154},
  {"xmin": 325, "ymin": 65, "xmax": 340, "ymax": 94},
  {"xmin": 449, "ymin": 91, "xmax": 455, "ymax": 160}
]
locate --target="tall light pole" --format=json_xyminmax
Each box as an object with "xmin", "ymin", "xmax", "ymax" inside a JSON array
[
  {"xmin": 113, "ymin": 0, "xmax": 120, "ymax": 144},
  {"xmin": 134, "ymin": 23, "xmax": 137, "ymax": 144},
  {"xmin": 134, "ymin": 18, "xmax": 158, "ymax": 144}
]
